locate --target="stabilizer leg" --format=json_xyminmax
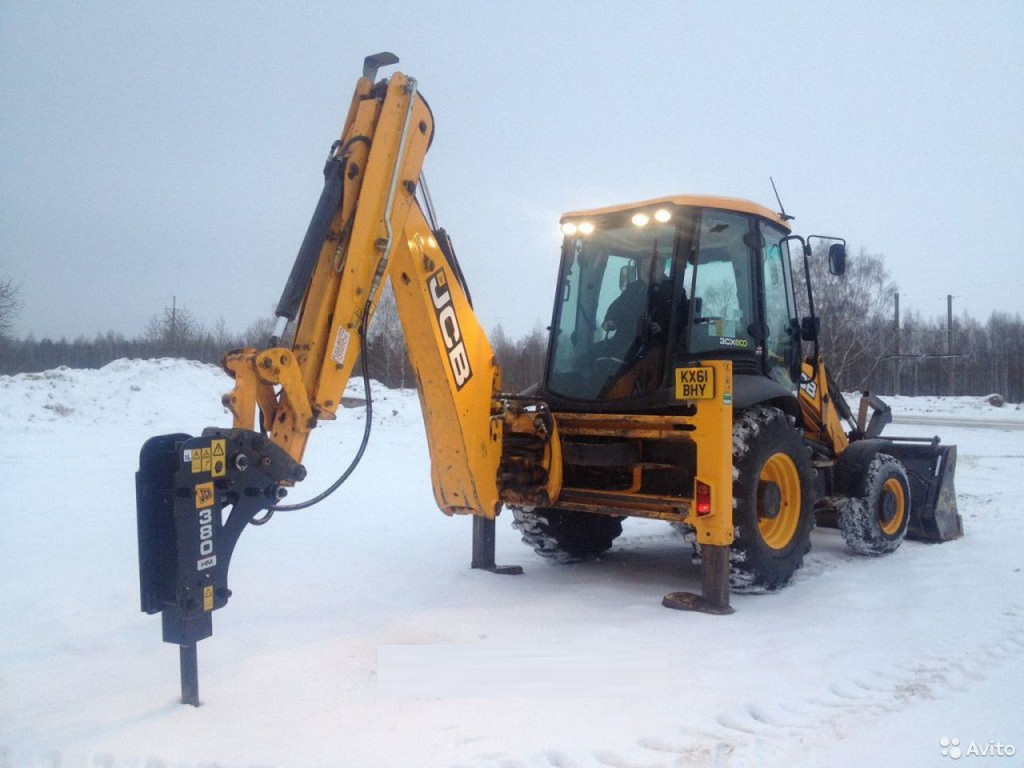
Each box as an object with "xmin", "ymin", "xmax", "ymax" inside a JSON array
[
  {"xmin": 662, "ymin": 544, "xmax": 735, "ymax": 615},
  {"xmin": 471, "ymin": 517, "xmax": 523, "ymax": 575}
]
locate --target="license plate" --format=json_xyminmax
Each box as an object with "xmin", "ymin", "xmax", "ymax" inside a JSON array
[{"xmin": 675, "ymin": 367, "xmax": 715, "ymax": 400}]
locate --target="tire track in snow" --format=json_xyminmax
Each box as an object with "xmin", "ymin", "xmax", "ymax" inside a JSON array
[
  {"xmin": 652, "ymin": 601, "xmax": 1024, "ymax": 767},
  {"xmin": 463, "ymin": 602, "xmax": 1024, "ymax": 768}
]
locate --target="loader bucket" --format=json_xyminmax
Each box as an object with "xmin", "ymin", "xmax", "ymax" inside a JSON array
[{"xmin": 884, "ymin": 441, "xmax": 963, "ymax": 542}]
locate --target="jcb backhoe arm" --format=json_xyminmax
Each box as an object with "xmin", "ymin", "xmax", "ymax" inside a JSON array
[
  {"xmin": 218, "ymin": 58, "xmax": 508, "ymax": 514},
  {"xmin": 135, "ymin": 53, "xmax": 550, "ymax": 704}
]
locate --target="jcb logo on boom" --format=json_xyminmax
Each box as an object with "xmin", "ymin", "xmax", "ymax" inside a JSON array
[{"xmin": 428, "ymin": 269, "xmax": 473, "ymax": 390}]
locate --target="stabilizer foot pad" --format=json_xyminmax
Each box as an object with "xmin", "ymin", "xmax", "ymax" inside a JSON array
[
  {"xmin": 479, "ymin": 564, "xmax": 524, "ymax": 576},
  {"xmin": 662, "ymin": 591, "xmax": 735, "ymax": 615}
]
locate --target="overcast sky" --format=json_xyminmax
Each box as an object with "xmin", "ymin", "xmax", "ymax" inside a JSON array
[{"xmin": 2, "ymin": 1, "xmax": 1021, "ymax": 343}]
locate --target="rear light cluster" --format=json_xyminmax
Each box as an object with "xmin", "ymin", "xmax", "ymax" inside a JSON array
[{"xmin": 695, "ymin": 481, "xmax": 712, "ymax": 516}]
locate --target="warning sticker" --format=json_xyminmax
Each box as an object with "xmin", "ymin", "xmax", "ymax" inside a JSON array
[
  {"xmin": 675, "ymin": 367, "xmax": 715, "ymax": 400},
  {"xmin": 211, "ymin": 439, "xmax": 226, "ymax": 478},
  {"xmin": 203, "ymin": 585, "xmax": 214, "ymax": 612},
  {"xmin": 332, "ymin": 327, "xmax": 351, "ymax": 365},
  {"xmin": 195, "ymin": 481, "xmax": 215, "ymax": 509},
  {"xmin": 191, "ymin": 445, "xmax": 213, "ymax": 474}
]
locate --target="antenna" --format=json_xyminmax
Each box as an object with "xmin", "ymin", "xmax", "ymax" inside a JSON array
[{"xmin": 770, "ymin": 177, "xmax": 795, "ymax": 222}]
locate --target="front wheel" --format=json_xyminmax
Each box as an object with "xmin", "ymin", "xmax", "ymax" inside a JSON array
[
  {"xmin": 838, "ymin": 453, "xmax": 910, "ymax": 556},
  {"xmin": 730, "ymin": 406, "xmax": 815, "ymax": 593}
]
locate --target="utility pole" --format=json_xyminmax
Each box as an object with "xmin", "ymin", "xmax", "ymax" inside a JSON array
[
  {"xmin": 947, "ymin": 294, "xmax": 955, "ymax": 395},
  {"xmin": 171, "ymin": 295, "xmax": 177, "ymax": 347},
  {"xmin": 946, "ymin": 294, "xmax": 953, "ymax": 355},
  {"xmin": 893, "ymin": 292, "xmax": 901, "ymax": 395}
]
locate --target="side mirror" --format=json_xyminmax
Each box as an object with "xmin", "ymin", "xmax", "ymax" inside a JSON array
[
  {"xmin": 828, "ymin": 243, "xmax": 847, "ymax": 276},
  {"xmin": 800, "ymin": 316, "xmax": 820, "ymax": 341}
]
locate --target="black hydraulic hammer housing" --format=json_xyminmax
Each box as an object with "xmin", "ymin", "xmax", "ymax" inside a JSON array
[{"xmin": 136, "ymin": 429, "xmax": 303, "ymax": 702}]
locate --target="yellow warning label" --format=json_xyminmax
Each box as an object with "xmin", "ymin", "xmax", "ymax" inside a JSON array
[
  {"xmin": 195, "ymin": 481, "xmax": 215, "ymax": 509},
  {"xmin": 211, "ymin": 439, "xmax": 226, "ymax": 478},
  {"xmin": 190, "ymin": 445, "xmax": 215, "ymax": 474},
  {"xmin": 203, "ymin": 585, "xmax": 214, "ymax": 612}
]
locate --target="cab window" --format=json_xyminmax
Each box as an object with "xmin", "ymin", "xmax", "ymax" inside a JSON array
[{"xmin": 687, "ymin": 211, "xmax": 757, "ymax": 357}]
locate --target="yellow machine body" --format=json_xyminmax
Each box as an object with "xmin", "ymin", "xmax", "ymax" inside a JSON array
[{"xmin": 135, "ymin": 52, "xmax": 960, "ymax": 706}]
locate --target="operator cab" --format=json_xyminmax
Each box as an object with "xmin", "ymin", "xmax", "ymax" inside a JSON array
[{"xmin": 543, "ymin": 196, "xmax": 802, "ymax": 410}]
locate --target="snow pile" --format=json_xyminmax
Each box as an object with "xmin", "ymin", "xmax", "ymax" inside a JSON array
[
  {"xmin": 0, "ymin": 358, "xmax": 228, "ymax": 433},
  {"xmin": 1, "ymin": 359, "xmax": 1022, "ymax": 767},
  {"xmin": 0, "ymin": 358, "xmax": 423, "ymax": 435},
  {"xmin": 849, "ymin": 391, "xmax": 1024, "ymax": 422}
]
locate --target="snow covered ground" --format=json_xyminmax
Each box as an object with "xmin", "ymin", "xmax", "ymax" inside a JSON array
[{"xmin": 1, "ymin": 360, "xmax": 1022, "ymax": 767}]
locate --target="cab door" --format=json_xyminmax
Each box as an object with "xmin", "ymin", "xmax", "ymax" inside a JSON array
[{"xmin": 759, "ymin": 222, "xmax": 801, "ymax": 389}]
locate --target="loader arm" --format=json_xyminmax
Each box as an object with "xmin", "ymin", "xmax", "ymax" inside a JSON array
[
  {"xmin": 798, "ymin": 358, "xmax": 961, "ymax": 545},
  {"xmin": 798, "ymin": 358, "xmax": 851, "ymax": 457}
]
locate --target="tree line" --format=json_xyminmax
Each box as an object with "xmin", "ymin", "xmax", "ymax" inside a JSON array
[
  {"xmin": 794, "ymin": 246, "xmax": 1024, "ymax": 402},
  {"xmin": 1, "ymin": 260, "xmax": 1022, "ymax": 402},
  {"xmin": 0, "ymin": 304, "xmax": 273, "ymax": 374},
  {"xmin": 0, "ymin": 283, "xmax": 549, "ymax": 394}
]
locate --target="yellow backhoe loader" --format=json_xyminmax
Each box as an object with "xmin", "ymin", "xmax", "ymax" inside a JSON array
[{"xmin": 136, "ymin": 53, "xmax": 961, "ymax": 705}]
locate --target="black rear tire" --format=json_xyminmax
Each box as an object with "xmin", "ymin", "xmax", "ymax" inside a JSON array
[
  {"xmin": 730, "ymin": 406, "xmax": 815, "ymax": 593},
  {"xmin": 512, "ymin": 507, "xmax": 623, "ymax": 563}
]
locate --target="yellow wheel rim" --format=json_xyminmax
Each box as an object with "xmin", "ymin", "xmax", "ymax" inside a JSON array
[
  {"xmin": 879, "ymin": 477, "xmax": 907, "ymax": 536},
  {"xmin": 757, "ymin": 453, "xmax": 802, "ymax": 550}
]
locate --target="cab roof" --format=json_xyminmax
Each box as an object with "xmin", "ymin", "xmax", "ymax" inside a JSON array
[{"xmin": 560, "ymin": 194, "xmax": 791, "ymax": 231}]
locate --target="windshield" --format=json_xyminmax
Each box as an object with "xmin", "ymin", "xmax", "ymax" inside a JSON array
[
  {"xmin": 547, "ymin": 216, "xmax": 683, "ymax": 401},
  {"xmin": 546, "ymin": 206, "xmax": 760, "ymax": 403}
]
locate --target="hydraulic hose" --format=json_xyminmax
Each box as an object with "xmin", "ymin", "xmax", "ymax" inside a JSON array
[{"xmin": 266, "ymin": 300, "xmax": 375, "ymax": 514}]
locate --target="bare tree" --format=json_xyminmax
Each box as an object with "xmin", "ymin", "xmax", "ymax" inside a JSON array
[
  {"xmin": 365, "ymin": 282, "xmax": 413, "ymax": 387},
  {"xmin": 242, "ymin": 315, "xmax": 278, "ymax": 348},
  {"xmin": 145, "ymin": 301, "xmax": 205, "ymax": 356},
  {"xmin": 700, "ymin": 279, "xmax": 737, "ymax": 318},
  {"xmin": 491, "ymin": 323, "xmax": 547, "ymax": 393},
  {"xmin": 794, "ymin": 246, "xmax": 897, "ymax": 389},
  {"xmin": 0, "ymin": 264, "xmax": 21, "ymax": 338}
]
